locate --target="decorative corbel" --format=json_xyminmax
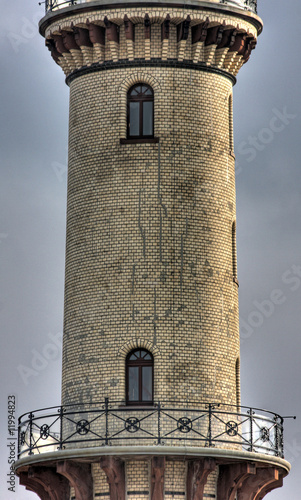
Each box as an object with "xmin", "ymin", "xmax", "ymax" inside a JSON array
[
  {"xmin": 104, "ymin": 16, "xmax": 119, "ymax": 61},
  {"xmin": 161, "ymin": 14, "xmax": 170, "ymax": 60},
  {"xmin": 51, "ymin": 33, "xmax": 75, "ymax": 73},
  {"xmin": 191, "ymin": 18, "xmax": 209, "ymax": 63},
  {"xmin": 100, "ymin": 456, "xmax": 125, "ymax": 500},
  {"xmin": 151, "ymin": 456, "xmax": 165, "ymax": 500},
  {"xmin": 124, "ymin": 15, "xmax": 135, "ymax": 60},
  {"xmin": 237, "ymin": 468, "xmax": 280, "ymax": 500},
  {"xmin": 73, "ymin": 25, "xmax": 93, "ymax": 65},
  {"xmin": 187, "ymin": 459, "xmax": 216, "ymax": 500},
  {"xmin": 19, "ymin": 472, "xmax": 51, "ymax": 500},
  {"xmin": 28, "ymin": 466, "xmax": 70, "ymax": 500},
  {"xmin": 144, "ymin": 13, "xmax": 151, "ymax": 59},
  {"xmin": 57, "ymin": 460, "xmax": 93, "ymax": 500},
  {"xmin": 217, "ymin": 462, "xmax": 256, "ymax": 500},
  {"xmin": 177, "ymin": 15, "xmax": 191, "ymax": 61},
  {"xmin": 86, "ymin": 19, "xmax": 105, "ymax": 63}
]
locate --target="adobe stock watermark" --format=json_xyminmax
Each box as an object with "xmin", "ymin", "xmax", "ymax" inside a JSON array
[
  {"xmin": 7, "ymin": 395, "xmax": 17, "ymax": 493},
  {"xmin": 51, "ymin": 161, "xmax": 67, "ymax": 183},
  {"xmin": 7, "ymin": 11, "xmax": 42, "ymax": 54},
  {"xmin": 0, "ymin": 233, "xmax": 8, "ymax": 245},
  {"xmin": 17, "ymin": 331, "xmax": 62, "ymax": 386},
  {"xmin": 235, "ymin": 106, "xmax": 297, "ymax": 175},
  {"xmin": 240, "ymin": 264, "xmax": 301, "ymax": 341}
]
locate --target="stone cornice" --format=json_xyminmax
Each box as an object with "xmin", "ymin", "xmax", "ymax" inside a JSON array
[{"xmin": 42, "ymin": 9, "xmax": 259, "ymax": 81}]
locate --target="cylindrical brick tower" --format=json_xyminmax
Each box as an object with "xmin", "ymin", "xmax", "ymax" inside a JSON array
[{"xmin": 15, "ymin": 1, "xmax": 291, "ymax": 499}]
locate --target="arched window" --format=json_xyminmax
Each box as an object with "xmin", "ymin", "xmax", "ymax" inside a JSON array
[
  {"xmin": 127, "ymin": 84, "xmax": 154, "ymax": 139},
  {"xmin": 126, "ymin": 349, "xmax": 153, "ymax": 404}
]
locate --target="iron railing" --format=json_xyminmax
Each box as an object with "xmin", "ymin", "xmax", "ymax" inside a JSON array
[
  {"xmin": 18, "ymin": 400, "xmax": 283, "ymax": 459},
  {"xmin": 42, "ymin": 0, "xmax": 257, "ymax": 15}
]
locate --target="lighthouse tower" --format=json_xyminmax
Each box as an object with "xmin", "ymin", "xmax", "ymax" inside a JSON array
[{"xmin": 16, "ymin": 1, "xmax": 290, "ymax": 499}]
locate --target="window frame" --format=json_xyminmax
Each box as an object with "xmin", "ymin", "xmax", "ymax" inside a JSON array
[
  {"xmin": 127, "ymin": 84, "xmax": 154, "ymax": 140},
  {"xmin": 126, "ymin": 349, "xmax": 154, "ymax": 406}
]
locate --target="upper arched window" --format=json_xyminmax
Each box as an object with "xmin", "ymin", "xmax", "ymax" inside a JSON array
[
  {"xmin": 127, "ymin": 84, "xmax": 154, "ymax": 139},
  {"xmin": 126, "ymin": 349, "xmax": 153, "ymax": 405}
]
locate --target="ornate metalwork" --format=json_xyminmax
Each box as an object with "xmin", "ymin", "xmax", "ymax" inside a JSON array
[
  {"xmin": 220, "ymin": 0, "xmax": 257, "ymax": 13},
  {"xmin": 125, "ymin": 417, "xmax": 140, "ymax": 433},
  {"xmin": 18, "ymin": 400, "xmax": 285, "ymax": 460},
  {"xmin": 245, "ymin": 0, "xmax": 257, "ymax": 13},
  {"xmin": 260, "ymin": 427, "xmax": 270, "ymax": 442},
  {"xmin": 226, "ymin": 421, "xmax": 238, "ymax": 436},
  {"xmin": 76, "ymin": 419, "xmax": 90, "ymax": 435},
  {"xmin": 40, "ymin": 424, "xmax": 50, "ymax": 440},
  {"xmin": 177, "ymin": 417, "xmax": 192, "ymax": 433},
  {"xmin": 20, "ymin": 431, "xmax": 26, "ymax": 446}
]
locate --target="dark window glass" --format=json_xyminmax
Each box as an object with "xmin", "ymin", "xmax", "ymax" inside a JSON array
[
  {"xmin": 142, "ymin": 366, "xmax": 152, "ymax": 401},
  {"xmin": 143, "ymin": 101, "xmax": 153, "ymax": 136},
  {"xmin": 129, "ymin": 102, "xmax": 139, "ymax": 136},
  {"xmin": 126, "ymin": 349, "xmax": 154, "ymax": 404},
  {"xmin": 128, "ymin": 366, "xmax": 139, "ymax": 401},
  {"xmin": 127, "ymin": 84, "xmax": 154, "ymax": 138}
]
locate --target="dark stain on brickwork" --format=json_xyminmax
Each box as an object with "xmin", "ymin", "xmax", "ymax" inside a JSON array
[{"xmin": 138, "ymin": 189, "xmax": 146, "ymax": 258}]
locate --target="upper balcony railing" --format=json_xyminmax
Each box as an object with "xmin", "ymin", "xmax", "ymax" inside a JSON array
[
  {"xmin": 42, "ymin": 0, "xmax": 257, "ymax": 15},
  {"xmin": 18, "ymin": 399, "xmax": 283, "ymax": 460}
]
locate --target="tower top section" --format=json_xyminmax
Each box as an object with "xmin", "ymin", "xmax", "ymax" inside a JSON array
[{"xmin": 39, "ymin": 0, "xmax": 262, "ymax": 82}]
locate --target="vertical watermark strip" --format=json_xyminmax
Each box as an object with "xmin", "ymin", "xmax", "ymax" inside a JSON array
[{"xmin": 7, "ymin": 395, "xmax": 17, "ymax": 493}]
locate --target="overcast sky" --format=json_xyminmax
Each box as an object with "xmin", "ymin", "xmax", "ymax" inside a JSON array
[{"xmin": 1, "ymin": 1, "xmax": 301, "ymax": 498}]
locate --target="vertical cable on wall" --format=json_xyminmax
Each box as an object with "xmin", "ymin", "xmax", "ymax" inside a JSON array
[
  {"xmin": 236, "ymin": 357, "xmax": 241, "ymax": 410},
  {"xmin": 229, "ymin": 93, "xmax": 234, "ymax": 152},
  {"xmin": 232, "ymin": 220, "xmax": 237, "ymax": 280}
]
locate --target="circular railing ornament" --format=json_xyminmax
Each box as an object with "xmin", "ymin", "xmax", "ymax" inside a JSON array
[
  {"xmin": 226, "ymin": 421, "xmax": 238, "ymax": 436},
  {"xmin": 125, "ymin": 417, "xmax": 140, "ymax": 433},
  {"xmin": 20, "ymin": 431, "xmax": 26, "ymax": 446},
  {"xmin": 40, "ymin": 424, "xmax": 50, "ymax": 440},
  {"xmin": 76, "ymin": 419, "xmax": 90, "ymax": 435},
  {"xmin": 260, "ymin": 427, "xmax": 270, "ymax": 442},
  {"xmin": 177, "ymin": 417, "xmax": 192, "ymax": 433}
]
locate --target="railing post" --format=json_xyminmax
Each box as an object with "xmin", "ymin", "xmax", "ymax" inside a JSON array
[
  {"xmin": 275, "ymin": 416, "xmax": 284, "ymax": 458},
  {"xmin": 29, "ymin": 412, "xmax": 34, "ymax": 455},
  {"xmin": 58, "ymin": 405, "xmax": 64, "ymax": 450},
  {"xmin": 208, "ymin": 404, "xmax": 212, "ymax": 447},
  {"xmin": 105, "ymin": 397, "xmax": 109, "ymax": 445},
  {"xmin": 157, "ymin": 401, "xmax": 161, "ymax": 445},
  {"xmin": 17, "ymin": 415, "xmax": 21, "ymax": 458},
  {"xmin": 249, "ymin": 408, "xmax": 254, "ymax": 452},
  {"xmin": 280, "ymin": 417, "xmax": 284, "ymax": 458}
]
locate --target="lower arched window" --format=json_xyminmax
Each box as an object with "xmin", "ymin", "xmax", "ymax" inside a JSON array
[{"xmin": 126, "ymin": 349, "xmax": 153, "ymax": 404}]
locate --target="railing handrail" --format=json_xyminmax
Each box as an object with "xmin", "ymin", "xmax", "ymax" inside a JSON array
[
  {"xmin": 18, "ymin": 400, "xmax": 282, "ymax": 421},
  {"xmin": 42, "ymin": 0, "xmax": 257, "ymax": 15}
]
